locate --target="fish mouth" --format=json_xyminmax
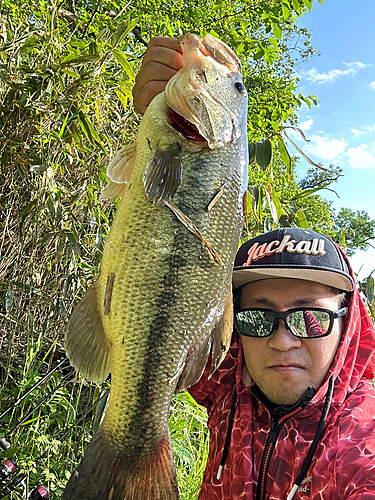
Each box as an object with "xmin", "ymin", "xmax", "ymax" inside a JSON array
[{"xmin": 169, "ymin": 108, "xmax": 207, "ymax": 143}]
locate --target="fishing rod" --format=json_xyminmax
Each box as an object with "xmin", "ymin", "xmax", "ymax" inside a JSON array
[
  {"xmin": 0, "ymin": 370, "xmax": 75, "ymax": 451},
  {"xmin": 0, "ymin": 389, "xmax": 109, "ymax": 499},
  {"xmin": 36, "ymin": 388, "xmax": 110, "ymax": 463},
  {"xmin": 0, "ymin": 357, "xmax": 69, "ymax": 422},
  {"xmin": 0, "ymin": 471, "xmax": 49, "ymax": 499}
]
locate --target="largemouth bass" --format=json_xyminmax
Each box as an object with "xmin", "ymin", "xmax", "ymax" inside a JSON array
[{"xmin": 62, "ymin": 33, "xmax": 248, "ymax": 500}]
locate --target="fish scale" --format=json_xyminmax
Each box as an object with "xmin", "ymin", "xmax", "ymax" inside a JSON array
[{"xmin": 62, "ymin": 33, "xmax": 248, "ymax": 500}]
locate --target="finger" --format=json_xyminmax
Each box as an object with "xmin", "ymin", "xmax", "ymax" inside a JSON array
[
  {"xmin": 134, "ymin": 61, "xmax": 178, "ymax": 93},
  {"xmin": 147, "ymin": 36, "xmax": 182, "ymax": 53},
  {"xmin": 132, "ymin": 80, "xmax": 169, "ymax": 115},
  {"xmin": 141, "ymin": 45, "xmax": 183, "ymax": 72}
]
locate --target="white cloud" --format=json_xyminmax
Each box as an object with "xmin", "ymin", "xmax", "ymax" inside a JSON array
[
  {"xmin": 299, "ymin": 118, "xmax": 313, "ymax": 131},
  {"xmin": 304, "ymin": 135, "xmax": 348, "ymax": 162},
  {"xmin": 346, "ymin": 144, "xmax": 375, "ymax": 169},
  {"xmin": 371, "ymin": 81, "xmax": 375, "ymax": 89},
  {"xmin": 365, "ymin": 125, "xmax": 375, "ymax": 132},
  {"xmin": 351, "ymin": 128, "xmax": 367, "ymax": 136},
  {"xmin": 342, "ymin": 61, "xmax": 370, "ymax": 71},
  {"xmin": 304, "ymin": 61, "xmax": 372, "ymax": 84}
]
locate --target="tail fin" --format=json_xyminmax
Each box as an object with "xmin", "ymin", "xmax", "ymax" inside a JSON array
[{"xmin": 62, "ymin": 428, "xmax": 179, "ymax": 500}]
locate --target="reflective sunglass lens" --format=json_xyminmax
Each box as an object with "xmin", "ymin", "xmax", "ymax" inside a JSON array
[
  {"xmin": 235, "ymin": 311, "xmax": 272, "ymax": 337},
  {"xmin": 288, "ymin": 310, "xmax": 331, "ymax": 338}
]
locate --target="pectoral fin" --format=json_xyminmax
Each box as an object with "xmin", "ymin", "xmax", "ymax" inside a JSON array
[
  {"xmin": 65, "ymin": 283, "xmax": 112, "ymax": 384},
  {"xmin": 143, "ymin": 143, "xmax": 182, "ymax": 205},
  {"xmin": 100, "ymin": 180, "xmax": 127, "ymax": 200},
  {"xmin": 100, "ymin": 142, "xmax": 136, "ymax": 200},
  {"xmin": 175, "ymin": 334, "xmax": 211, "ymax": 393},
  {"xmin": 209, "ymin": 288, "xmax": 233, "ymax": 378}
]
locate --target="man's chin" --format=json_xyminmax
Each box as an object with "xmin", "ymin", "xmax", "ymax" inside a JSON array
[{"xmin": 257, "ymin": 382, "xmax": 309, "ymax": 406}]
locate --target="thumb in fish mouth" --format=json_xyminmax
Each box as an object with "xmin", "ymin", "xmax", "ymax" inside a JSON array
[{"xmin": 178, "ymin": 33, "xmax": 242, "ymax": 74}]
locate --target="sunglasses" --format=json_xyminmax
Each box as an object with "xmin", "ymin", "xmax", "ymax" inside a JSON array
[{"xmin": 234, "ymin": 307, "xmax": 348, "ymax": 339}]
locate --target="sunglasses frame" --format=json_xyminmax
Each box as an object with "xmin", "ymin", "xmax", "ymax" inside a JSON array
[{"xmin": 234, "ymin": 306, "xmax": 348, "ymax": 339}]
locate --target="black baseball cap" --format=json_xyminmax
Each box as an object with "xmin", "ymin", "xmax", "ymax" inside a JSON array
[{"xmin": 233, "ymin": 228, "xmax": 354, "ymax": 292}]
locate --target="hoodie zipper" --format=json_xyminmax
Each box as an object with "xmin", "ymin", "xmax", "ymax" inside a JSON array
[{"xmin": 256, "ymin": 406, "xmax": 303, "ymax": 500}]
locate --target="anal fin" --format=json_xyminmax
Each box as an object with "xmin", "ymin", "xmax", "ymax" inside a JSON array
[
  {"xmin": 209, "ymin": 288, "xmax": 233, "ymax": 378},
  {"xmin": 65, "ymin": 283, "xmax": 112, "ymax": 384}
]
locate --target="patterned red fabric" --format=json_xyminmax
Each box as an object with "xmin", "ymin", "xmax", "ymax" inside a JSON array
[{"xmin": 189, "ymin": 247, "xmax": 375, "ymax": 499}]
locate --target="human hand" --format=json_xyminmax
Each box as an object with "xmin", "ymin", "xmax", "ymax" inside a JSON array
[{"xmin": 132, "ymin": 36, "xmax": 183, "ymax": 115}]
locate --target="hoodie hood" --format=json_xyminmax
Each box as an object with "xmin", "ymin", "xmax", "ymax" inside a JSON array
[{"xmin": 234, "ymin": 240, "xmax": 375, "ymax": 407}]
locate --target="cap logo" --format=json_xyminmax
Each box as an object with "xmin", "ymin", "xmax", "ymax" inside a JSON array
[{"xmin": 244, "ymin": 235, "xmax": 326, "ymax": 266}]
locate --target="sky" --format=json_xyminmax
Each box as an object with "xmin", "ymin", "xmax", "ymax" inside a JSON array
[{"xmin": 289, "ymin": 0, "xmax": 375, "ymax": 280}]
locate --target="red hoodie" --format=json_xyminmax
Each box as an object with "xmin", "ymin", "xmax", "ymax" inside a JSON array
[{"xmin": 189, "ymin": 256, "xmax": 375, "ymax": 500}]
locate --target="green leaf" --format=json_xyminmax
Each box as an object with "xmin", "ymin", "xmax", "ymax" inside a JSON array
[
  {"xmin": 252, "ymin": 186, "xmax": 259, "ymax": 215},
  {"xmin": 366, "ymin": 276, "xmax": 375, "ymax": 304},
  {"xmin": 60, "ymin": 54, "xmax": 100, "ymax": 67},
  {"xmin": 296, "ymin": 209, "xmax": 308, "ymax": 228},
  {"xmin": 58, "ymin": 114, "xmax": 69, "ymax": 138},
  {"xmin": 66, "ymin": 231, "xmax": 80, "ymax": 258},
  {"xmin": 89, "ymin": 41, "xmax": 99, "ymax": 57},
  {"xmin": 277, "ymin": 135, "xmax": 291, "ymax": 178},
  {"xmin": 291, "ymin": 185, "xmax": 327, "ymax": 200},
  {"xmin": 253, "ymin": 48, "xmax": 265, "ymax": 61},
  {"xmin": 255, "ymin": 139, "xmax": 272, "ymax": 171},
  {"xmin": 40, "ymin": 231, "xmax": 55, "ymax": 245},
  {"xmin": 272, "ymin": 187, "xmax": 283, "ymax": 219},
  {"xmin": 111, "ymin": 19, "xmax": 138, "ymax": 48},
  {"xmin": 265, "ymin": 188, "xmax": 278, "ymax": 224},
  {"xmin": 303, "ymin": 0, "xmax": 313, "ymax": 11},
  {"xmin": 19, "ymin": 199, "xmax": 37, "ymax": 218},
  {"xmin": 292, "ymin": 0, "xmax": 301, "ymax": 11},
  {"xmin": 78, "ymin": 112, "xmax": 107, "ymax": 152},
  {"xmin": 257, "ymin": 187, "xmax": 263, "ymax": 223},
  {"xmin": 282, "ymin": 4, "xmax": 290, "ymax": 19},
  {"xmin": 115, "ymin": 89, "xmax": 128, "ymax": 111},
  {"xmin": 272, "ymin": 23, "xmax": 282, "ymax": 41},
  {"xmin": 248, "ymin": 143, "xmax": 256, "ymax": 163},
  {"xmin": 263, "ymin": 216, "xmax": 272, "ymax": 232},
  {"xmin": 113, "ymin": 48, "xmax": 135, "ymax": 82}
]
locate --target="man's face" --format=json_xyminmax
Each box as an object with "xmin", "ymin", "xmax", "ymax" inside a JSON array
[{"xmin": 239, "ymin": 278, "xmax": 344, "ymax": 405}]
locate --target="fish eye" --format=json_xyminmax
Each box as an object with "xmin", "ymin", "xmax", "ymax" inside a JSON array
[{"xmin": 234, "ymin": 81, "xmax": 246, "ymax": 95}]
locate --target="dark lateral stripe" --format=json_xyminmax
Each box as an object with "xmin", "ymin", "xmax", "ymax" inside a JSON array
[{"xmin": 127, "ymin": 231, "xmax": 188, "ymax": 451}]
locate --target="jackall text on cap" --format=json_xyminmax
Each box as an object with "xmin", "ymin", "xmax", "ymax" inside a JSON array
[{"xmin": 233, "ymin": 228, "xmax": 354, "ymax": 292}]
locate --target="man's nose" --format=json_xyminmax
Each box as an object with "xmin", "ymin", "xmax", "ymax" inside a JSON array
[{"xmin": 267, "ymin": 319, "xmax": 302, "ymax": 351}]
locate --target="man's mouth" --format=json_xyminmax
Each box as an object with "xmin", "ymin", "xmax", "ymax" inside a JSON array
[
  {"xmin": 268, "ymin": 363, "xmax": 305, "ymax": 370},
  {"xmin": 169, "ymin": 108, "xmax": 206, "ymax": 142}
]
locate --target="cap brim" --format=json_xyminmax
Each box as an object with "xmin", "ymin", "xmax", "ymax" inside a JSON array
[{"xmin": 233, "ymin": 266, "xmax": 354, "ymax": 292}]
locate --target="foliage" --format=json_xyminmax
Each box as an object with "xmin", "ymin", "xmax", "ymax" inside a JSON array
[
  {"xmin": 357, "ymin": 271, "xmax": 375, "ymax": 321},
  {"xmin": 244, "ymin": 149, "xmax": 335, "ymax": 239},
  {"xmin": 331, "ymin": 208, "xmax": 375, "ymax": 257}
]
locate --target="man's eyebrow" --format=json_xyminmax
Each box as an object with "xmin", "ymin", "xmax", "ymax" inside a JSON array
[{"xmin": 245, "ymin": 297, "xmax": 324, "ymax": 308}]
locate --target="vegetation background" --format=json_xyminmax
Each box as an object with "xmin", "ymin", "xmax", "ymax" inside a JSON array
[{"xmin": 0, "ymin": 0, "xmax": 374, "ymax": 498}]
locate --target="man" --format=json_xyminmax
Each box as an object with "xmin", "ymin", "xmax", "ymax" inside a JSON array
[{"xmin": 133, "ymin": 38, "xmax": 375, "ymax": 499}]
